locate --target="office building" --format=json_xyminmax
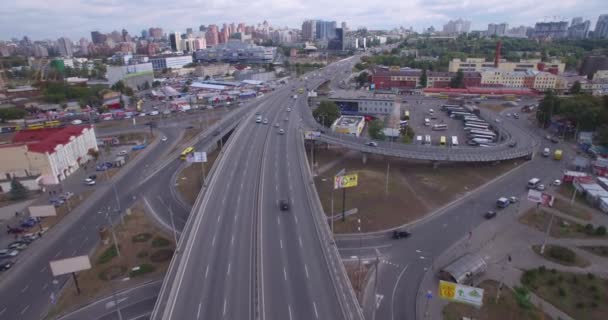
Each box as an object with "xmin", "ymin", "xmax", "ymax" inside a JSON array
[
  {"xmin": 206, "ymin": 25, "xmax": 219, "ymax": 47},
  {"xmin": 530, "ymin": 21, "xmax": 568, "ymax": 39},
  {"xmin": 141, "ymin": 29, "xmax": 149, "ymax": 39},
  {"xmin": 371, "ymin": 66, "xmax": 481, "ymax": 91},
  {"xmin": 595, "ymin": 14, "xmax": 608, "ymax": 38},
  {"xmin": 328, "ymin": 28, "xmax": 344, "ymax": 50},
  {"xmin": 79, "ymin": 38, "xmax": 89, "ymax": 56},
  {"xmin": 302, "ymin": 20, "xmax": 316, "ymax": 41},
  {"xmin": 57, "ymin": 37, "xmax": 73, "ymax": 57},
  {"xmin": 580, "ymin": 55, "xmax": 608, "ymax": 78},
  {"xmin": 149, "ymin": 27, "xmax": 163, "ymax": 39},
  {"xmin": 194, "ymin": 40, "xmax": 276, "ymax": 63},
  {"xmin": 169, "ymin": 32, "xmax": 182, "ymax": 52},
  {"xmin": 330, "ymin": 116, "xmax": 366, "ymax": 137},
  {"xmin": 91, "ymin": 31, "xmax": 106, "ymax": 44},
  {"xmin": 341, "ymin": 22, "xmax": 348, "ymax": 32},
  {"xmin": 568, "ymin": 19, "xmax": 591, "ymax": 39},
  {"xmin": 443, "ymin": 19, "xmax": 471, "ymax": 35},
  {"xmin": 487, "ymin": 23, "xmax": 508, "ymax": 36},
  {"xmin": 316, "ymin": 20, "xmax": 337, "ymax": 40},
  {"xmin": 506, "ymin": 25, "xmax": 528, "ymax": 38},
  {"xmin": 149, "ymin": 55, "xmax": 193, "ymax": 71},
  {"xmin": 479, "ymin": 69, "xmax": 558, "ymax": 90},
  {"xmin": 0, "ymin": 126, "xmax": 98, "ymax": 185},
  {"xmin": 449, "ymin": 58, "xmax": 565, "ymax": 74},
  {"xmin": 329, "ymin": 91, "xmax": 397, "ymax": 116}
]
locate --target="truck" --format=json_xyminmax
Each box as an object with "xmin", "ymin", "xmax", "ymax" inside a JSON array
[{"xmin": 554, "ymin": 149, "xmax": 563, "ymax": 160}]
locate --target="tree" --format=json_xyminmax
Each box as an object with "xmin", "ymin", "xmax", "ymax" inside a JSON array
[
  {"xmin": 124, "ymin": 86, "xmax": 134, "ymax": 97},
  {"xmin": 368, "ymin": 119, "xmax": 385, "ymax": 140},
  {"xmin": 312, "ymin": 101, "xmax": 341, "ymax": 127},
  {"xmin": 152, "ymin": 80, "xmax": 161, "ymax": 88},
  {"xmin": 570, "ymin": 81, "xmax": 582, "ymax": 94},
  {"xmin": 420, "ymin": 69, "xmax": 428, "ymax": 88},
  {"xmin": 356, "ymin": 72, "xmax": 369, "ymax": 87},
  {"xmin": 537, "ymin": 90, "xmax": 560, "ymax": 128},
  {"xmin": 87, "ymin": 148, "xmax": 100, "ymax": 161},
  {"xmin": 111, "ymin": 80, "xmax": 126, "ymax": 93},
  {"xmin": 9, "ymin": 179, "xmax": 28, "ymax": 200},
  {"xmin": 0, "ymin": 107, "xmax": 27, "ymax": 122},
  {"xmin": 450, "ymin": 70, "xmax": 465, "ymax": 88}
]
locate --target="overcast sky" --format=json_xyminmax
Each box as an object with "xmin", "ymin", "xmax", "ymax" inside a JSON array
[{"xmin": 1, "ymin": 0, "xmax": 606, "ymax": 40}]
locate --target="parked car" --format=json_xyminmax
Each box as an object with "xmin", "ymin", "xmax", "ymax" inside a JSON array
[
  {"xmin": 509, "ymin": 196, "xmax": 519, "ymax": 203},
  {"xmin": 6, "ymin": 227, "xmax": 24, "ymax": 234},
  {"xmin": 484, "ymin": 211, "xmax": 497, "ymax": 219},
  {"xmin": 536, "ymin": 184, "xmax": 546, "ymax": 191},
  {"xmin": 88, "ymin": 175, "xmax": 97, "ymax": 181},
  {"xmin": 59, "ymin": 192, "xmax": 75, "ymax": 200},
  {"xmin": 161, "ymin": 136, "xmax": 168, "ymax": 142},
  {"xmin": 366, "ymin": 141, "xmax": 378, "ymax": 147},
  {"xmin": 0, "ymin": 249, "xmax": 19, "ymax": 259},
  {"xmin": 553, "ymin": 179, "xmax": 562, "ymax": 186},
  {"xmin": 117, "ymin": 150, "xmax": 128, "ymax": 156},
  {"xmin": 8, "ymin": 241, "xmax": 27, "ymax": 250},
  {"xmin": 392, "ymin": 230, "xmax": 411, "ymax": 239},
  {"xmin": 278, "ymin": 129, "xmax": 285, "ymax": 135},
  {"xmin": 20, "ymin": 217, "xmax": 39, "ymax": 228},
  {"xmin": 551, "ymin": 136, "xmax": 560, "ymax": 143},
  {"xmin": 0, "ymin": 260, "xmax": 13, "ymax": 271},
  {"xmin": 274, "ymin": 123, "xmax": 280, "ymax": 128},
  {"xmin": 508, "ymin": 141, "xmax": 517, "ymax": 147},
  {"xmin": 84, "ymin": 178, "xmax": 96, "ymax": 186}
]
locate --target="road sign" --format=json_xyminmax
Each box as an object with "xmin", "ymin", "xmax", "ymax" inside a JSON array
[
  {"xmin": 304, "ymin": 131, "xmax": 321, "ymax": 140},
  {"xmin": 527, "ymin": 189, "xmax": 554, "ymax": 207},
  {"xmin": 426, "ymin": 290, "xmax": 433, "ymax": 299},
  {"xmin": 334, "ymin": 173, "xmax": 358, "ymax": 189},
  {"xmin": 438, "ymin": 280, "xmax": 484, "ymax": 307},
  {"xmin": 193, "ymin": 151, "xmax": 207, "ymax": 163}
]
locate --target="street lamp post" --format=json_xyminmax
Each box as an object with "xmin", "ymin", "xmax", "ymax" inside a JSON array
[{"xmin": 106, "ymin": 207, "xmax": 121, "ymax": 257}]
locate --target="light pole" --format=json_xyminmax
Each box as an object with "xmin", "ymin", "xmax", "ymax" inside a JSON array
[
  {"xmin": 105, "ymin": 206, "xmax": 121, "ymax": 257},
  {"xmin": 158, "ymin": 197, "xmax": 179, "ymax": 247}
]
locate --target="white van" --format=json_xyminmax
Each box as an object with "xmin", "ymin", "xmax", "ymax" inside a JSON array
[
  {"xmin": 424, "ymin": 118, "xmax": 431, "ymax": 126},
  {"xmin": 527, "ymin": 178, "xmax": 541, "ymax": 189},
  {"xmin": 542, "ymin": 148, "xmax": 550, "ymax": 157},
  {"xmin": 424, "ymin": 135, "xmax": 431, "ymax": 145},
  {"xmin": 416, "ymin": 135, "xmax": 423, "ymax": 144}
]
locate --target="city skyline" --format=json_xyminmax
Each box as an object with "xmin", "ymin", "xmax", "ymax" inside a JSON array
[{"xmin": 1, "ymin": 0, "xmax": 606, "ymax": 40}]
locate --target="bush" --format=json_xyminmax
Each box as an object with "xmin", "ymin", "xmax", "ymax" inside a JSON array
[
  {"xmin": 572, "ymin": 275, "xmax": 579, "ymax": 284},
  {"xmin": 575, "ymin": 302, "xmax": 585, "ymax": 309},
  {"xmin": 593, "ymin": 294, "xmax": 600, "ymax": 301},
  {"xmin": 550, "ymin": 268, "xmax": 557, "ymax": 274},
  {"xmin": 98, "ymin": 265, "xmax": 127, "ymax": 280},
  {"xmin": 546, "ymin": 278, "xmax": 556, "ymax": 286},
  {"xmin": 558, "ymin": 287, "xmax": 566, "ymax": 297},
  {"xmin": 538, "ymin": 266, "xmax": 546, "ymax": 273},
  {"xmin": 129, "ymin": 264, "xmax": 155, "ymax": 277},
  {"xmin": 591, "ymin": 302, "xmax": 598, "ymax": 308},
  {"xmin": 513, "ymin": 286, "xmax": 532, "ymax": 310},
  {"xmin": 547, "ymin": 246, "xmax": 576, "ymax": 263},
  {"xmin": 150, "ymin": 249, "xmax": 174, "ymax": 262},
  {"xmin": 587, "ymin": 273, "xmax": 595, "ymax": 280},
  {"xmin": 522, "ymin": 270, "xmax": 537, "ymax": 286},
  {"xmin": 584, "ymin": 223, "xmax": 595, "ymax": 235},
  {"xmin": 557, "ymin": 275, "xmax": 564, "ymax": 283},
  {"xmin": 151, "ymin": 236, "xmax": 171, "ymax": 247},
  {"xmin": 595, "ymin": 226, "xmax": 606, "ymax": 236},
  {"xmin": 132, "ymin": 233, "xmax": 152, "ymax": 243},
  {"xmin": 97, "ymin": 245, "xmax": 119, "ymax": 264},
  {"xmin": 136, "ymin": 251, "xmax": 149, "ymax": 258}
]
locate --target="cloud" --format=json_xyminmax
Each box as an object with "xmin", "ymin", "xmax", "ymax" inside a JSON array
[{"xmin": 0, "ymin": 0, "xmax": 605, "ymax": 40}]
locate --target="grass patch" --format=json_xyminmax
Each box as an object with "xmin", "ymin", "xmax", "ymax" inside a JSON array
[
  {"xmin": 96, "ymin": 245, "xmax": 119, "ymax": 264},
  {"xmin": 131, "ymin": 233, "xmax": 152, "ymax": 243},
  {"xmin": 175, "ymin": 150, "xmax": 220, "ymax": 205},
  {"xmin": 579, "ymin": 246, "xmax": 608, "ymax": 258},
  {"xmin": 532, "ymin": 244, "xmax": 590, "ymax": 268},
  {"xmin": 128, "ymin": 264, "xmax": 156, "ymax": 277},
  {"xmin": 151, "ymin": 236, "xmax": 171, "ymax": 247},
  {"xmin": 150, "ymin": 249, "xmax": 174, "ymax": 263},
  {"xmin": 521, "ymin": 268, "xmax": 607, "ymax": 320},
  {"xmin": 551, "ymin": 199, "xmax": 593, "ymax": 221},
  {"xmin": 443, "ymin": 280, "xmax": 550, "ymax": 320},
  {"xmin": 519, "ymin": 208, "xmax": 607, "ymax": 239}
]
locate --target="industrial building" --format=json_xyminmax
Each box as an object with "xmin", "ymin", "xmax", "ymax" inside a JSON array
[
  {"xmin": 330, "ymin": 116, "xmax": 366, "ymax": 137},
  {"xmin": 194, "ymin": 40, "xmax": 276, "ymax": 63},
  {"xmin": 328, "ymin": 90, "xmax": 397, "ymax": 115},
  {"xmin": 149, "ymin": 55, "xmax": 193, "ymax": 71},
  {"xmin": 449, "ymin": 58, "xmax": 565, "ymax": 74}
]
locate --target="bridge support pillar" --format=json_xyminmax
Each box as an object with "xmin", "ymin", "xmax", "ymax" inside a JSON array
[
  {"xmin": 362, "ymin": 152, "xmax": 367, "ymax": 164},
  {"xmin": 432, "ymin": 161, "xmax": 440, "ymax": 169}
]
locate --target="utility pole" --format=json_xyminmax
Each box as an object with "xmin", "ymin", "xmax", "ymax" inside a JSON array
[
  {"xmin": 106, "ymin": 207, "xmax": 121, "ymax": 257},
  {"xmin": 385, "ymin": 160, "xmax": 390, "ymax": 197}
]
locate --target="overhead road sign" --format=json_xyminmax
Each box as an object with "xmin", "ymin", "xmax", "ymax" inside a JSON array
[
  {"xmin": 438, "ymin": 280, "xmax": 484, "ymax": 307},
  {"xmin": 334, "ymin": 173, "xmax": 358, "ymax": 189}
]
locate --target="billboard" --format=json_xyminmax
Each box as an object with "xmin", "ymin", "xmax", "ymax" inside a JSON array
[
  {"xmin": 29, "ymin": 205, "xmax": 57, "ymax": 217},
  {"xmin": 304, "ymin": 131, "xmax": 321, "ymax": 140},
  {"xmin": 50, "ymin": 255, "xmax": 92, "ymax": 276},
  {"xmin": 438, "ymin": 280, "xmax": 484, "ymax": 307},
  {"xmin": 334, "ymin": 173, "xmax": 358, "ymax": 189},
  {"xmin": 527, "ymin": 189, "xmax": 555, "ymax": 207},
  {"xmin": 193, "ymin": 152, "xmax": 208, "ymax": 163}
]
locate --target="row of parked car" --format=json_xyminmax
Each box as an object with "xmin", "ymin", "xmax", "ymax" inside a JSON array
[{"xmin": 1, "ymin": 218, "xmax": 46, "ymax": 272}]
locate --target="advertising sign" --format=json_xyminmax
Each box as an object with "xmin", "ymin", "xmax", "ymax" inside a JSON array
[
  {"xmin": 438, "ymin": 280, "xmax": 484, "ymax": 307},
  {"xmin": 29, "ymin": 205, "xmax": 57, "ymax": 217},
  {"xmin": 527, "ymin": 189, "xmax": 555, "ymax": 207},
  {"xmin": 50, "ymin": 255, "xmax": 92, "ymax": 276},
  {"xmin": 334, "ymin": 173, "xmax": 358, "ymax": 189},
  {"xmin": 193, "ymin": 152, "xmax": 208, "ymax": 163},
  {"xmin": 304, "ymin": 131, "xmax": 321, "ymax": 140}
]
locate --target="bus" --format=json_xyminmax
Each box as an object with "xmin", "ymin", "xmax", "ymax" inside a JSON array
[
  {"xmin": 44, "ymin": 120, "xmax": 61, "ymax": 128},
  {"xmin": 464, "ymin": 123, "xmax": 490, "ymax": 130},
  {"xmin": 469, "ymin": 134, "xmax": 496, "ymax": 141},
  {"xmin": 450, "ymin": 112, "xmax": 473, "ymax": 119},
  {"xmin": 445, "ymin": 107, "xmax": 465, "ymax": 114},
  {"xmin": 432, "ymin": 124, "xmax": 448, "ymax": 131},
  {"xmin": 403, "ymin": 111, "xmax": 410, "ymax": 120},
  {"xmin": 468, "ymin": 129, "xmax": 496, "ymax": 137},
  {"xmin": 26, "ymin": 123, "xmax": 45, "ymax": 130},
  {"xmin": 464, "ymin": 119, "xmax": 488, "ymax": 125},
  {"xmin": 451, "ymin": 136, "xmax": 459, "ymax": 147},
  {"xmin": 463, "ymin": 116, "xmax": 483, "ymax": 122},
  {"xmin": 441, "ymin": 104, "xmax": 461, "ymax": 111},
  {"xmin": 440, "ymin": 136, "xmax": 447, "ymax": 146},
  {"xmin": 180, "ymin": 147, "xmax": 195, "ymax": 160},
  {"xmin": 399, "ymin": 120, "xmax": 408, "ymax": 127}
]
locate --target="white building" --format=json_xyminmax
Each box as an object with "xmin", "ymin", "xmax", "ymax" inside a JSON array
[
  {"xmin": 331, "ymin": 116, "xmax": 366, "ymax": 137},
  {"xmin": 149, "ymin": 56, "xmax": 193, "ymax": 71},
  {"xmin": 106, "ymin": 63, "xmax": 154, "ymax": 88}
]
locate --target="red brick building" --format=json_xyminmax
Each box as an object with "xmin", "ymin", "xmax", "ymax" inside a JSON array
[{"xmin": 371, "ymin": 66, "xmax": 481, "ymax": 91}]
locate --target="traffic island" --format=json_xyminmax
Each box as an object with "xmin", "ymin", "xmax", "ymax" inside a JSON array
[
  {"xmin": 175, "ymin": 150, "xmax": 219, "ymax": 205},
  {"xmin": 532, "ymin": 245, "xmax": 590, "ymax": 268},
  {"xmin": 442, "ymin": 280, "xmax": 551, "ymax": 320},
  {"xmin": 579, "ymin": 246, "xmax": 608, "ymax": 258},
  {"xmin": 46, "ymin": 202, "xmax": 175, "ymax": 319},
  {"xmin": 521, "ymin": 268, "xmax": 607, "ymax": 320}
]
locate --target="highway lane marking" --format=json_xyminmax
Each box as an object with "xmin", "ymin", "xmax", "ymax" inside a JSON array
[
  {"xmin": 20, "ymin": 284, "xmax": 29, "ymax": 293},
  {"xmin": 277, "ymin": 216, "xmax": 281, "ymax": 226},
  {"xmin": 231, "ymin": 235, "xmax": 235, "ymax": 245},
  {"xmin": 305, "ymin": 264, "xmax": 309, "ymax": 279},
  {"xmin": 313, "ymin": 301, "xmax": 319, "ymax": 319},
  {"xmin": 299, "ymin": 236, "xmax": 303, "ymax": 248},
  {"xmin": 42, "ymin": 283, "xmax": 49, "ymax": 291},
  {"xmin": 223, "ymin": 299, "xmax": 227, "ymax": 316},
  {"xmin": 40, "ymin": 266, "xmax": 47, "ymax": 273},
  {"xmin": 288, "ymin": 305, "xmax": 293, "ymax": 320},
  {"xmin": 20, "ymin": 305, "xmax": 30, "ymax": 315},
  {"xmin": 280, "ymin": 239, "xmax": 283, "ymax": 249},
  {"xmin": 294, "ymin": 215, "xmax": 298, "ymax": 224},
  {"xmin": 391, "ymin": 264, "xmax": 409, "ymax": 320},
  {"xmin": 197, "ymin": 302, "xmax": 202, "ymax": 319},
  {"xmin": 212, "ymin": 234, "xmax": 216, "ymax": 247},
  {"xmin": 283, "ymin": 267, "xmax": 287, "ymax": 281},
  {"xmin": 227, "ymin": 263, "xmax": 231, "ymax": 275},
  {"xmin": 0, "ymin": 307, "xmax": 5, "ymax": 316},
  {"xmin": 204, "ymin": 265, "xmax": 209, "ymax": 279},
  {"xmin": 217, "ymin": 215, "xmax": 221, "ymax": 222},
  {"xmin": 54, "ymin": 250, "xmax": 63, "ymax": 258}
]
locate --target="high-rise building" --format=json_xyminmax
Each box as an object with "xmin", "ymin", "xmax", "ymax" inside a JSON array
[
  {"xmin": 194, "ymin": 38, "xmax": 207, "ymax": 50},
  {"xmin": 229, "ymin": 23, "xmax": 237, "ymax": 35},
  {"xmin": 568, "ymin": 19, "xmax": 591, "ymax": 39},
  {"xmin": 442, "ymin": 19, "xmax": 471, "ymax": 35},
  {"xmin": 341, "ymin": 22, "xmax": 348, "ymax": 33},
  {"xmin": 220, "ymin": 24, "xmax": 230, "ymax": 43},
  {"xmin": 79, "ymin": 38, "xmax": 89, "ymax": 56},
  {"xmin": 33, "ymin": 44, "xmax": 49, "ymax": 57},
  {"xmin": 316, "ymin": 20, "xmax": 337, "ymax": 40},
  {"xmin": 328, "ymin": 28, "xmax": 344, "ymax": 50},
  {"xmin": 91, "ymin": 31, "xmax": 106, "ymax": 44},
  {"xmin": 141, "ymin": 29, "xmax": 148, "ymax": 39},
  {"xmin": 302, "ymin": 20, "xmax": 316, "ymax": 41},
  {"xmin": 186, "ymin": 28, "xmax": 193, "ymax": 37},
  {"xmin": 238, "ymin": 23, "xmax": 245, "ymax": 33},
  {"xmin": 169, "ymin": 32, "xmax": 182, "ymax": 52},
  {"xmin": 121, "ymin": 29, "xmax": 131, "ymax": 42},
  {"xmin": 487, "ymin": 23, "xmax": 508, "ymax": 36},
  {"xmin": 57, "ymin": 37, "xmax": 73, "ymax": 57},
  {"xmin": 530, "ymin": 21, "xmax": 568, "ymax": 39},
  {"xmin": 206, "ymin": 25, "xmax": 219, "ymax": 47},
  {"xmin": 149, "ymin": 27, "xmax": 163, "ymax": 39},
  {"xmin": 595, "ymin": 14, "xmax": 608, "ymax": 38},
  {"xmin": 199, "ymin": 25, "xmax": 207, "ymax": 32}
]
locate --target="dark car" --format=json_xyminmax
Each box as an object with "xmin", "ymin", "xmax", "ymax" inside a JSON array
[
  {"xmin": 508, "ymin": 141, "xmax": 517, "ymax": 148},
  {"xmin": 392, "ymin": 230, "xmax": 411, "ymax": 239},
  {"xmin": 88, "ymin": 174, "xmax": 97, "ymax": 180},
  {"xmin": 484, "ymin": 211, "xmax": 497, "ymax": 219},
  {"xmin": 0, "ymin": 261, "xmax": 14, "ymax": 271},
  {"xmin": 279, "ymin": 200, "xmax": 290, "ymax": 211},
  {"xmin": 550, "ymin": 136, "xmax": 559, "ymax": 143}
]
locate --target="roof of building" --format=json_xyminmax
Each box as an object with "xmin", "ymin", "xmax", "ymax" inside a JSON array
[
  {"xmin": 424, "ymin": 87, "xmax": 539, "ymax": 96},
  {"xmin": 12, "ymin": 126, "xmax": 91, "ymax": 154},
  {"xmin": 190, "ymin": 82, "xmax": 226, "ymax": 90},
  {"xmin": 334, "ymin": 116, "xmax": 365, "ymax": 127},
  {"xmin": 329, "ymin": 90, "xmax": 395, "ymax": 101}
]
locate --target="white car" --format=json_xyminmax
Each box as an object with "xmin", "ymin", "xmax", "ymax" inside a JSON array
[
  {"xmin": 84, "ymin": 178, "xmax": 96, "ymax": 186},
  {"xmin": 536, "ymin": 184, "xmax": 546, "ymax": 191},
  {"xmin": 71, "ymin": 119, "xmax": 82, "ymax": 125},
  {"xmin": 366, "ymin": 141, "xmax": 378, "ymax": 147},
  {"xmin": 553, "ymin": 179, "xmax": 562, "ymax": 186},
  {"xmin": 161, "ymin": 136, "xmax": 168, "ymax": 142},
  {"xmin": 0, "ymin": 249, "xmax": 19, "ymax": 258},
  {"xmin": 274, "ymin": 123, "xmax": 280, "ymax": 128},
  {"xmin": 287, "ymin": 108, "xmax": 291, "ymax": 112},
  {"xmin": 117, "ymin": 150, "xmax": 128, "ymax": 156},
  {"xmin": 278, "ymin": 129, "xmax": 285, "ymax": 135},
  {"xmin": 263, "ymin": 118, "xmax": 269, "ymax": 125}
]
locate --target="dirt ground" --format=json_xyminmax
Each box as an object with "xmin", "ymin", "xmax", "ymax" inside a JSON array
[
  {"xmin": 47, "ymin": 203, "xmax": 175, "ymax": 319},
  {"xmin": 344, "ymin": 261, "xmax": 372, "ymax": 301},
  {"xmin": 313, "ymin": 146, "xmax": 522, "ymax": 233},
  {"xmin": 175, "ymin": 150, "xmax": 220, "ymax": 205},
  {"xmin": 443, "ymin": 280, "xmax": 552, "ymax": 320}
]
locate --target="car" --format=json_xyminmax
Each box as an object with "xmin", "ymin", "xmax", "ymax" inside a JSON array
[
  {"xmin": 278, "ymin": 129, "xmax": 285, "ymax": 135},
  {"xmin": 536, "ymin": 184, "xmax": 546, "ymax": 191},
  {"xmin": 263, "ymin": 118, "xmax": 269, "ymax": 125},
  {"xmin": 274, "ymin": 123, "xmax": 280, "ymax": 128},
  {"xmin": 84, "ymin": 178, "xmax": 96, "ymax": 186},
  {"xmin": 284, "ymin": 117, "xmax": 289, "ymax": 121},
  {"xmin": 513, "ymin": 113, "xmax": 519, "ymax": 119},
  {"xmin": 553, "ymin": 179, "xmax": 562, "ymax": 186},
  {"xmin": 6, "ymin": 227, "xmax": 24, "ymax": 234},
  {"xmin": 213, "ymin": 130, "xmax": 221, "ymax": 136},
  {"xmin": 60, "ymin": 191, "xmax": 75, "ymax": 200},
  {"xmin": 117, "ymin": 150, "xmax": 128, "ymax": 156},
  {"xmin": 279, "ymin": 200, "xmax": 289, "ymax": 211},
  {"xmin": 161, "ymin": 136, "xmax": 168, "ymax": 142},
  {"xmin": 484, "ymin": 211, "xmax": 497, "ymax": 219},
  {"xmin": 0, "ymin": 249, "xmax": 19, "ymax": 259},
  {"xmin": 287, "ymin": 108, "xmax": 291, "ymax": 112},
  {"xmin": 392, "ymin": 230, "xmax": 411, "ymax": 239},
  {"xmin": 545, "ymin": 135, "xmax": 552, "ymax": 140},
  {"xmin": 87, "ymin": 175, "xmax": 97, "ymax": 181},
  {"xmin": 366, "ymin": 141, "xmax": 378, "ymax": 147},
  {"xmin": 506, "ymin": 113, "xmax": 512, "ymax": 117},
  {"xmin": 551, "ymin": 136, "xmax": 560, "ymax": 143},
  {"xmin": 508, "ymin": 141, "xmax": 517, "ymax": 147},
  {"xmin": 8, "ymin": 241, "xmax": 27, "ymax": 250},
  {"xmin": 0, "ymin": 260, "xmax": 14, "ymax": 271},
  {"xmin": 71, "ymin": 119, "xmax": 82, "ymax": 125},
  {"xmin": 509, "ymin": 196, "xmax": 519, "ymax": 203}
]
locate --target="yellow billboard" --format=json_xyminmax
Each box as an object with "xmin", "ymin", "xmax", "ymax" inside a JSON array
[
  {"xmin": 438, "ymin": 280, "xmax": 484, "ymax": 307},
  {"xmin": 334, "ymin": 173, "xmax": 358, "ymax": 189}
]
